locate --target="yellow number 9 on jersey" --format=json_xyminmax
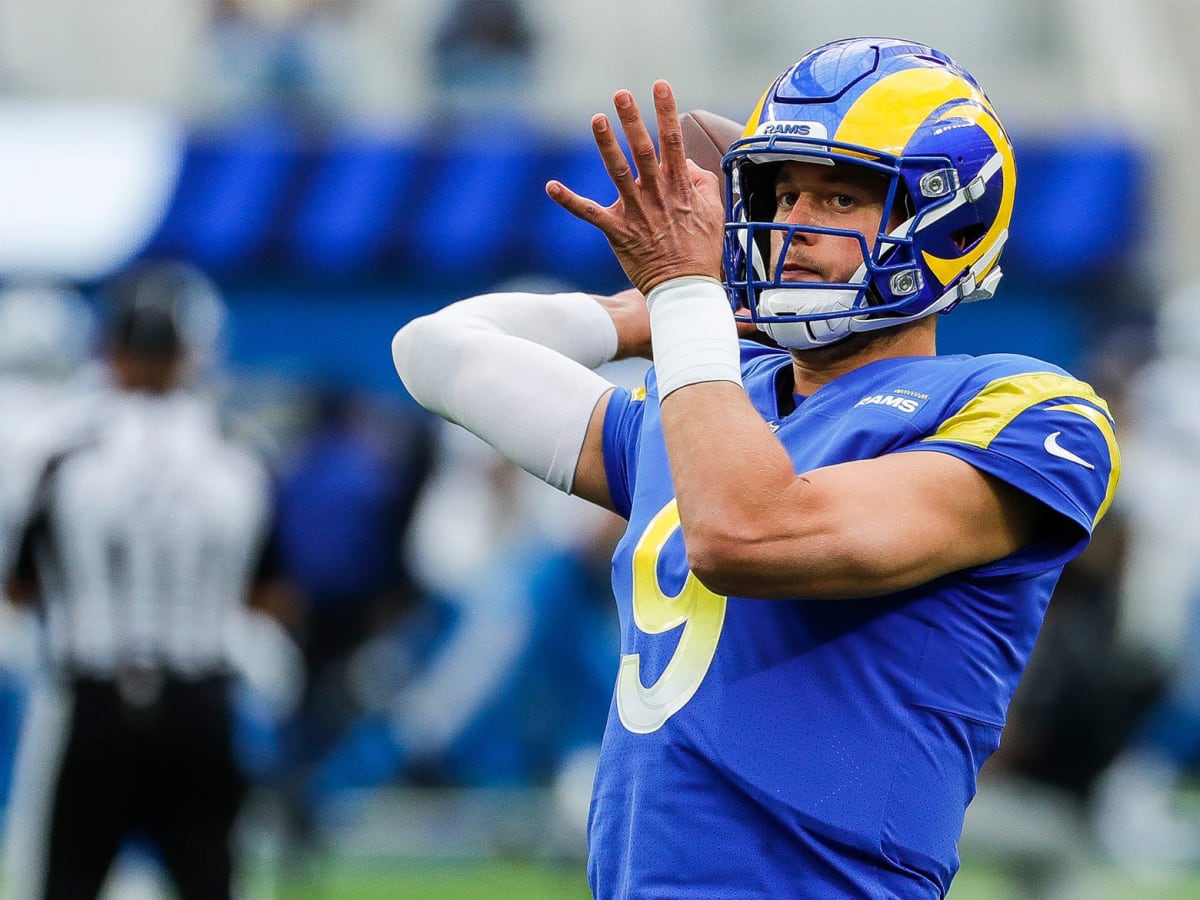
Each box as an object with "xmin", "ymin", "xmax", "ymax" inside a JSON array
[{"xmin": 616, "ymin": 500, "xmax": 728, "ymax": 734}]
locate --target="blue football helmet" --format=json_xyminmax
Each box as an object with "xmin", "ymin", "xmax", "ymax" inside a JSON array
[{"xmin": 722, "ymin": 37, "xmax": 1016, "ymax": 350}]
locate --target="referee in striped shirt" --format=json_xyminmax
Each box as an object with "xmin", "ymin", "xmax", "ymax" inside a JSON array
[{"xmin": 3, "ymin": 262, "xmax": 289, "ymax": 900}]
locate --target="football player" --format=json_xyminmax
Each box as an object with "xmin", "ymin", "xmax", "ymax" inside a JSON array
[{"xmin": 393, "ymin": 37, "xmax": 1120, "ymax": 898}]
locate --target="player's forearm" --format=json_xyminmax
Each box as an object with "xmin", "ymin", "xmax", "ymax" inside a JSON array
[
  {"xmin": 659, "ymin": 373, "xmax": 1036, "ymax": 598},
  {"xmin": 391, "ymin": 291, "xmax": 618, "ymax": 493},
  {"xmin": 658, "ymin": 388, "xmax": 884, "ymax": 599},
  {"xmin": 657, "ymin": 370, "xmax": 915, "ymax": 599},
  {"xmin": 658, "ymin": 381, "xmax": 810, "ymax": 590},
  {"xmin": 647, "ymin": 277, "xmax": 809, "ymax": 593}
]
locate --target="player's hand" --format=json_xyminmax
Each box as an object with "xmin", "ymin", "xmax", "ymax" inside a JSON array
[
  {"xmin": 593, "ymin": 287, "xmax": 652, "ymax": 359},
  {"xmin": 547, "ymin": 80, "xmax": 725, "ymax": 297}
]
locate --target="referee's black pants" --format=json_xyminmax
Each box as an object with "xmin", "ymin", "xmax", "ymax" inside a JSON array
[{"xmin": 40, "ymin": 673, "xmax": 245, "ymax": 900}]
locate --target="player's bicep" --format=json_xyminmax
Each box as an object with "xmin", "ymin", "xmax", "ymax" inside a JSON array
[
  {"xmin": 710, "ymin": 450, "xmax": 1047, "ymax": 599},
  {"xmin": 802, "ymin": 450, "xmax": 1046, "ymax": 593}
]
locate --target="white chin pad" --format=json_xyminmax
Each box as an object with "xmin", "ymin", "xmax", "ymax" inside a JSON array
[{"xmin": 756, "ymin": 287, "xmax": 855, "ymax": 349}]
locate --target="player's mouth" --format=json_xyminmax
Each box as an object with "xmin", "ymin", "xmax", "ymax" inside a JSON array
[{"xmin": 781, "ymin": 262, "xmax": 824, "ymax": 282}]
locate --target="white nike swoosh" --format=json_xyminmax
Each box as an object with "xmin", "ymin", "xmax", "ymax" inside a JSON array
[{"xmin": 1043, "ymin": 431, "xmax": 1094, "ymax": 470}]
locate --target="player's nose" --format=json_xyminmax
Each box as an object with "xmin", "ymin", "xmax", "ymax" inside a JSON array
[{"xmin": 781, "ymin": 198, "xmax": 820, "ymax": 238}]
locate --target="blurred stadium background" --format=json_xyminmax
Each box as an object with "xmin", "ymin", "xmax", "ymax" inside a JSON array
[{"xmin": 2, "ymin": 0, "xmax": 1200, "ymax": 897}]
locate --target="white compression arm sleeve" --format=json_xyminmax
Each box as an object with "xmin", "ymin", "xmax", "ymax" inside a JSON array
[{"xmin": 392, "ymin": 291, "xmax": 619, "ymax": 493}]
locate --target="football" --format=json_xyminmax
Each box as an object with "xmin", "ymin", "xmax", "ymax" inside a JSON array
[{"xmin": 679, "ymin": 109, "xmax": 745, "ymax": 192}]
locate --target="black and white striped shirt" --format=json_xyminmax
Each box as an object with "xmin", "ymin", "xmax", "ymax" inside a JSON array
[{"xmin": 16, "ymin": 386, "xmax": 274, "ymax": 679}]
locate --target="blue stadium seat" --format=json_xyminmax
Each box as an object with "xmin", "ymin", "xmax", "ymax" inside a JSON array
[
  {"xmin": 289, "ymin": 135, "xmax": 421, "ymax": 274},
  {"xmin": 146, "ymin": 116, "xmax": 300, "ymax": 272},
  {"xmin": 405, "ymin": 119, "xmax": 542, "ymax": 282},
  {"xmin": 1005, "ymin": 136, "xmax": 1146, "ymax": 283},
  {"xmin": 529, "ymin": 140, "xmax": 626, "ymax": 285}
]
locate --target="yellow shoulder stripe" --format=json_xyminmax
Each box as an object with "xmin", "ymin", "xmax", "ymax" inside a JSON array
[
  {"xmin": 923, "ymin": 373, "xmax": 1110, "ymax": 448},
  {"xmin": 923, "ymin": 372, "xmax": 1120, "ymax": 526}
]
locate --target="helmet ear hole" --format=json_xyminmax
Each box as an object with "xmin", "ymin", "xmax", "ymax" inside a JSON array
[
  {"xmin": 952, "ymin": 223, "xmax": 986, "ymax": 252},
  {"xmin": 892, "ymin": 186, "xmax": 916, "ymax": 228}
]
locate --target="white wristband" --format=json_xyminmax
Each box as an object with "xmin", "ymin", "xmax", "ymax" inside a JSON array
[{"xmin": 646, "ymin": 276, "xmax": 743, "ymax": 399}]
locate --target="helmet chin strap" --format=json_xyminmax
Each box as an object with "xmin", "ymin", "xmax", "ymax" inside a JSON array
[
  {"xmin": 756, "ymin": 283, "xmax": 861, "ymax": 350},
  {"xmin": 752, "ymin": 224, "xmax": 876, "ymax": 348}
]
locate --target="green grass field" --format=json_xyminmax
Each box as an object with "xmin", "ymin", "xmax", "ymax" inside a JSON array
[
  {"xmin": 273, "ymin": 858, "xmax": 591, "ymax": 899},
  {"xmin": 264, "ymin": 856, "xmax": 1200, "ymax": 899},
  {"xmin": 8, "ymin": 850, "xmax": 1199, "ymax": 898},
  {"xmin": 235, "ymin": 783, "xmax": 1200, "ymax": 899},
  {"xmin": 20, "ymin": 782, "xmax": 1198, "ymax": 899}
]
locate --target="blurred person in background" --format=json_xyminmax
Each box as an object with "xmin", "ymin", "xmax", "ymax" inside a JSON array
[
  {"xmin": 392, "ymin": 38, "xmax": 1121, "ymax": 898},
  {"xmin": 0, "ymin": 284, "xmax": 96, "ymax": 819},
  {"xmin": 0, "ymin": 283, "xmax": 94, "ymax": 432},
  {"xmin": 202, "ymin": 0, "xmax": 356, "ymax": 128},
  {"xmin": 270, "ymin": 382, "xmax": 433, "ymax": 848},
  {"xmin": 430, "ymin": 0, "xmax": 539, "ymax": 118},
  {"xmin": 954, "ymin": 319, "xmax": 1167, "ymax": 899},
  {"xmin": 1087, "ymin": 277, "xmax": 1200, "ymax": 871},
  {"xmin": 303, "ymin": 429, "xmax": 619, "ymax": 823},
  {"xmin": 958, "ymin": 503, "xmax": 1158, "ymax": 899},
  {"xmin": 0, "ymin": 282, "xmax": 98, "ymax": 563},
  {"xmin": 0, "ymin": 259, "xmax": 298, "ymax": 900}
]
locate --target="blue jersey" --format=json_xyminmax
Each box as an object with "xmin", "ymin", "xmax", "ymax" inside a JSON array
[{"xmin": 591, "ymin": 343, "xmax": 1119, "ymax": 899}]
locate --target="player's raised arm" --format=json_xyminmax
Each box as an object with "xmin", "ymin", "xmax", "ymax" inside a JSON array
[
  {"xmin": 395, "ymin": 85, "xmax": 740, "ymax": 519},
  {"xmin": 391, "ymin": 287, "xmax": 651, "ymax": 512},
  {"xmin": 546, "ymin": 79, "xmax": 1078, "ymax": 601}
]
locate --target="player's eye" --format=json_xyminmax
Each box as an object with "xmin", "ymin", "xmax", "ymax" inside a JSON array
[
  {"xmin": 830, "ymin": 193, "xmax": 856, "ymax": 210},
  {"xmin": 775, "ymin": 191, "xmax": 798, "ymax": 213}
]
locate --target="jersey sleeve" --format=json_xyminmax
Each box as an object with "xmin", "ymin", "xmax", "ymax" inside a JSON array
[
  {"xmin": 601, "ymin": 384, "xmax": 646, "ymax": 520},
  {"xmin": 913, "ymin": 370, "xmax": 1120, "ymax": 574}
]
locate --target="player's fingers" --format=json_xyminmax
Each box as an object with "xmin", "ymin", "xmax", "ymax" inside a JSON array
[
  {"xmin": 545, "ymin": 179, "xmax": 615, "ymax": 231},
  {"xmin": 653, "ymin": 81, "xmax": 688, "ymax": 190},
  {"xmin": 587, "ymin": 113, "xmax": 639, "ymax": 199},
  {"xmin": 686, "ymin": 158, "xmax": 719, "ymax": 189},
  {"xmin": 612, "ymin": 90, "xmax": 660, "ymax": 194},
  {"xmin": 685, "ymin": 158, "xmax": 722, "ymax": 204}
]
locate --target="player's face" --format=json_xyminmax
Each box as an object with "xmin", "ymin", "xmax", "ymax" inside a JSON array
[{"xmin": 769, "ymin": 161, "xmax": 894, "ymax": 285}]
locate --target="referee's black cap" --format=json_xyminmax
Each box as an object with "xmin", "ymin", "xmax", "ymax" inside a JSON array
[{"xmin": 106, "ymin": 260, "xmax": 217, "ymax": 361}]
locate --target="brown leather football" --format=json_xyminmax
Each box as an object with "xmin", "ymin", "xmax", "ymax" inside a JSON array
[{"xmin": 679, "ymin": 109, "xmax": 745, "ymax": 192}]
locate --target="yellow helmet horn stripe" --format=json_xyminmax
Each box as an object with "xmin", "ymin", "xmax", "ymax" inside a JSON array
[
  {"xmin": 920, "ymin": 104, "xmax": 1015, "ymax": 286},
  {"xmin": 742, "ymin": 87, "xmax": 771, "ymax": 139},
  {"xmin": 833, "ymin": 67, "xmax": 996, "ymax": 154},
  {"xmin": 832, "ymin": 67, "xmax": 1014, "ymax": 289}
]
